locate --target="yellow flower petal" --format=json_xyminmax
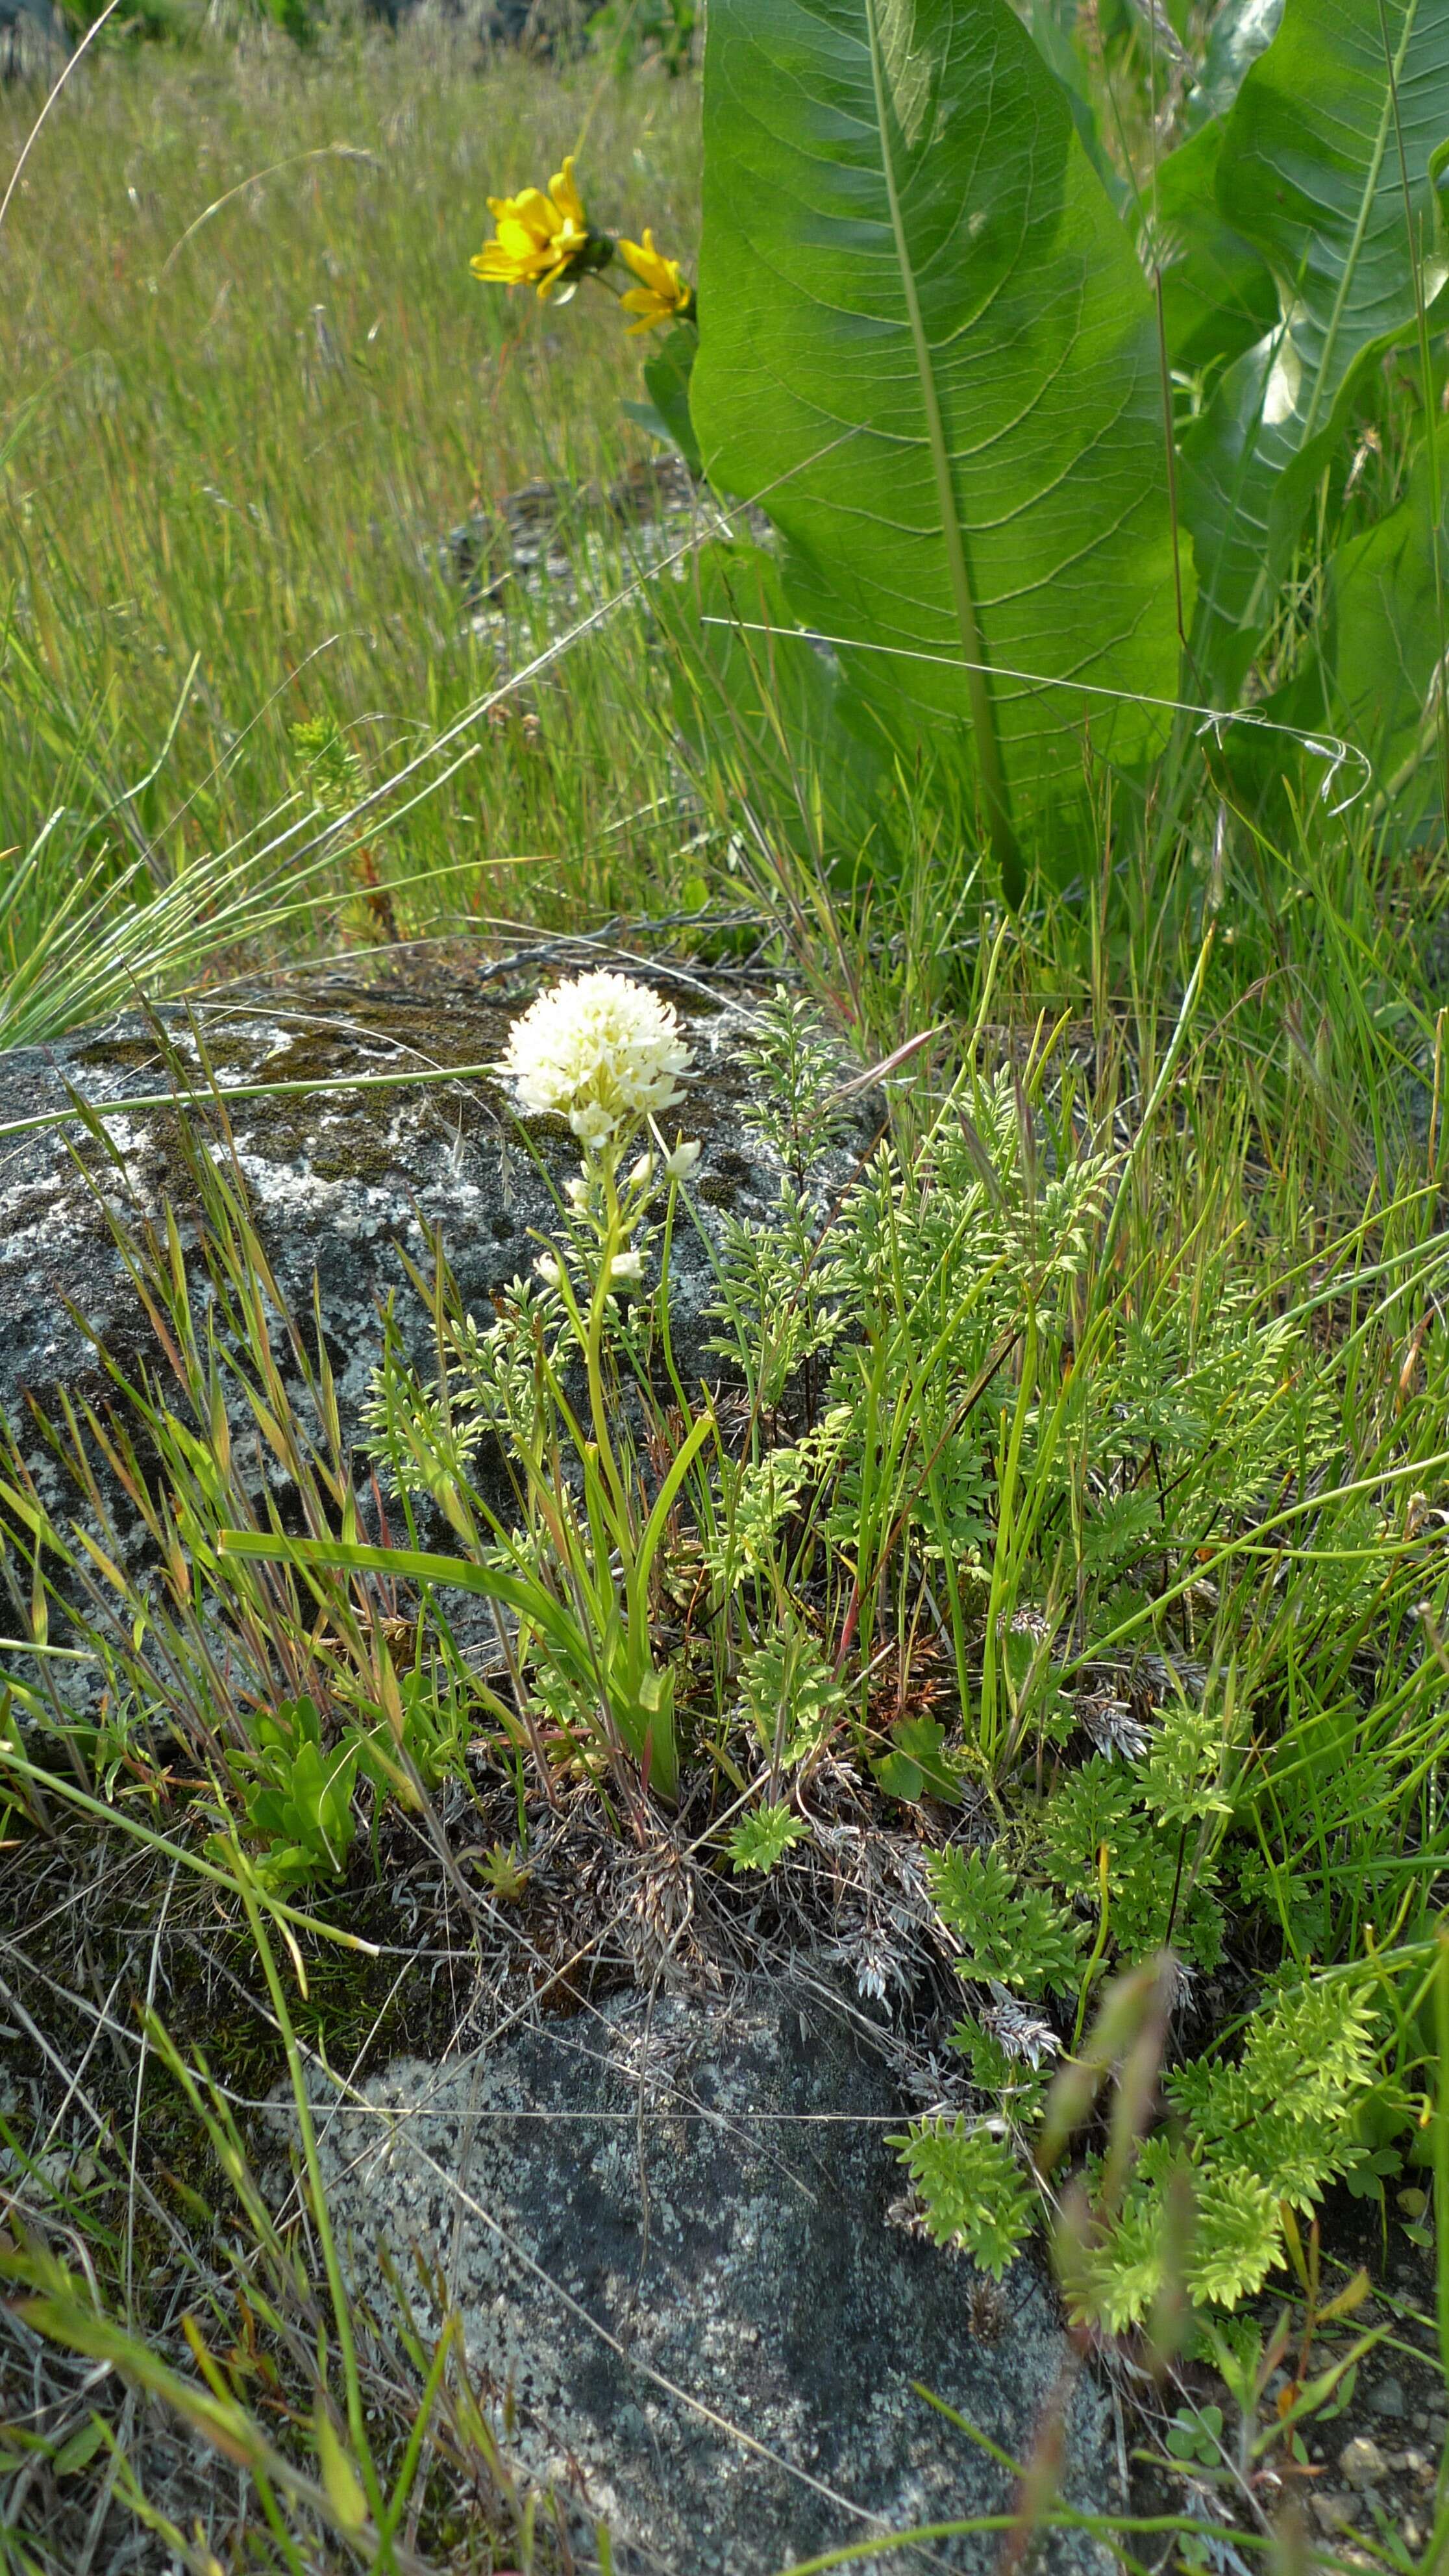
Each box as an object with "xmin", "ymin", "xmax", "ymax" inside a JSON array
[
  {"xmin": 617, "ymin": 230, "xmax": 689, "ymax": 327},
  {"xmin": 473, "ymin": 166, "xmax": 593, "ymax": 296},
  {"xmin": 618, "ymin": 230, "xmax": 662, "ymax": 287},
  {"xmin": 549, "ymin": 155, "xmax": 586, "ymax": 229},
  {"xmin": 618, "ymin": 284, "xmax": 671, "ymax": 334}
]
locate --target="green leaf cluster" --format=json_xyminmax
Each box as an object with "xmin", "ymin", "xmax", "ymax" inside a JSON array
[
  {"xmin": 1084, "ymin": 1976, "xmax": 1381, "ymax": 2323},
  {"xmin": 889, "ymin": 2119, "xmax": 1038, "ymax": 2278},
  {"xmin": 1036, "ymin": 1744, "xmax": 1228, "ymax": 1969},
  {"xmin": 900, "ymin": 1949, "xmax": 1382, "ymax": 2318},
  {"xmin": 927, "ymin": 1845, "xmax": 1082, "ymax": 1996},
  {"xmin": 871, "ymin": 1715, "xmax": 969, "ymax": 1805},
  {"xmin": 221, "ymin": 1696, "xmax": 359, "ymax": 1894},
  {"xmin": 725, "ymin": 1800, "xmax": 811, "ymax": 1874},
  {"xmin": 737, "ymin": 1624, "xmax": 846, "ymax": 1770},
  {"xmin": 691, "ymin": 0, "xmax": 1185, "ymax": 891}
]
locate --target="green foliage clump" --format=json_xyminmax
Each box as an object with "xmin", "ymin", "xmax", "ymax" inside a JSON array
[
  {"xmin": 870, "ymin": 1715, "xmax": 968, "ymax": 1806},
  {"xmin": 889, "ymin": 2120, "xmax": 1037, "ymax": 2279},
  {"xmin": 289, "ymin": 713, "xmax": 365, "ymax": 815},
  {"xmin": 898, "ymin": 1961, "xmax": 1383, "ymax": 2323},
  {"xmin": 1035, "ymin": 1731, "xmax": 1227, "ymax": 1971},
  {"xmin": 5, "ymin": 972, "xmax": 1447, "ymax": 2391},
  {"xmin": 725, "ymin": 1800, "xmax": 810, "ymax": 1874},
  {"xmin": 736, "ymin": 1624, "xmax": 845, "ymax": 1773},
  {"xmin": 1088, "ymin": 1977, "xmax": 1380, "ymax": 2325},
  {"xmin": 679, "ymin": 0, "xmax": 1449, "ymax": 876},
  {"xmin": 927, "ymin": 1846, "xmax": 1082, "ymax": 1998},
  {"xmin": 221, "ymin": 1694, "xmax": 360, "ymax": 1892}
]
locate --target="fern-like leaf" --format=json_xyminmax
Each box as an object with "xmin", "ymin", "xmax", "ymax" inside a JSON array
[
  {"xmin": 927, "ymin": 1846, "xmax": 1081, "ymax": 1996},
  {"xmin": 891, "ymin": 2119, "xmax": 1036, "ymax": 2279}
]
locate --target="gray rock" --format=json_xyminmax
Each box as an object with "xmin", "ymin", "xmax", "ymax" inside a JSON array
[
  {"xmin": 291, "ymin": 1977, "xmax": 1117, "ymax": 2576},
  {"xmin": 1339, "ymin": 2435, "xmax": 1389, "ymax": 2488},
  {"xmin": 1369, "ymin": 2376, "xmax": 1408, "ymax": 2421},
  {"xmin": 362, "ymin": 0, "xmax": 588, "ymax": 49},
  {"xmin": 441, "ymin": 456, "xmax": 702, "ymax": 607},
  {"xmin": 0, "ymin": 964, "xmax": 852, "ymax": 1587}
]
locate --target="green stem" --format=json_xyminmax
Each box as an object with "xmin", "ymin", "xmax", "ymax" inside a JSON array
[
  {"xmin": 1072, "ymin": 1843, "xmax": 1113, "ymax": 2053},
  {"xmin": 584, "ymin": 1161, "xmax": 630, "ymax": 1518}
]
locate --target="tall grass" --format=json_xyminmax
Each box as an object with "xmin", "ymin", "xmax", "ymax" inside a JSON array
[{"xmin": 0, "ymin": 22, "xmax": 703, "ymax": 1021}]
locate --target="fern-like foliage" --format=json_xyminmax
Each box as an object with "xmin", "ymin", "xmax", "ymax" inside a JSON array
[
  {"xmin": 1169, "ymin": 1974, "xmax": 1380, "ymax": 2209},
  {"xmin": 1035, "ymin": 1747, "xmax": 1226, "ymax": 1970},
  {"xmin": 889, "ymin": 2119, "xmax": 1036, "ymax": 2279},
  {"xmin": 725, "ymin": 1800, "xmax": 810, "ymax": 1874},
  {"xmin": 708, "ymin": 1184, "xmax": 849, "ymax": 1413},
  {"xmin": 1069, "ymin": 1976, "xmax": 1381, "ymax": 2325},
  {"xmin": 927, "ymin": 1845, "xmax": 1082, "ymax": 1996},
  {"xmin": 906, "ymin": 1852, "xmax": 1381, "ymax": 2322},
  {"xmin": 1184, "ymin": 2167, "xmax": 1286, "ymax": 2310},
  {"xmin": 736, "ymin": 1623, "xmax": 845, "ymax": 1769}
]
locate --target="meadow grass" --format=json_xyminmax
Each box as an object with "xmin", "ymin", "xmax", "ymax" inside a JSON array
[{"xmin": 0, "ymin": 18, "xmax": 702, "ymax": 1030}]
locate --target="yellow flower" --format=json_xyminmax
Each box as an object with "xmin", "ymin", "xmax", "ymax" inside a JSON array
[
  {"xmin": 471, "ymin": 156, "xmax": 591, "ymax": 302},
  {"xmin": 617, "ymin": 230, "xmax": 693, "ymax": 335}
]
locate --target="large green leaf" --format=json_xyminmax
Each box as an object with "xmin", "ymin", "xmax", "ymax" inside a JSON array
[
  {"xmin": 1331, "ymin": 417, "xmax": 1449, "ymax": 817},
  {"xmin": 1179, "ymin": 332, "xmax": 1288, "ymax": 695},
  {"xmin": 1181, "ymin": 0, "xmax": 1449, "ymax": 695},
  {"xmin": 689, "ymin": 0, "xmax": 1185, "ymax": 897},
  {"xmin": 661, "ymin": 536, "xmax": 893, "ymax": 854},
  {"xmin": 1153, "ymin": 121, "xmax": 1279, "ymax": 375},
  {"xmin": 1182, "ymin": 0, "xmax": 1283, "ymax": 129}
]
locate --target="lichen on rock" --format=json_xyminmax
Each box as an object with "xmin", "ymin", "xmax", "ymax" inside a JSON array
[
  {"xmin": 0, "ymin": 959, "xmax": 859, "ymax": 1566},
  {"xmin": 284, "ymin": 1976, "xmax": 1118, "ymax": 2576}
]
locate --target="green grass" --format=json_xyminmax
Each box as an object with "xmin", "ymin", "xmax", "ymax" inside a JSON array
[{"xmin": 0, "ymin": 19, "xmax": 702, "ymax": 1030}]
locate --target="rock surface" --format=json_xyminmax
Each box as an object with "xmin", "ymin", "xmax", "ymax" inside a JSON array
[
  {"xmin": 441, "ymin": 455, "xmax": 703, "ymax": 607},
  {"xmin": 364, "ymin": 0, "xmax": 586, "ymax": 48},
  {"xmin": 0, "ymin": 959, "xmax": 853, "ymax": 1574},
  {"xmin": 291, "ymin": 1976, "xmax": 1117, "ymax": 2576}
]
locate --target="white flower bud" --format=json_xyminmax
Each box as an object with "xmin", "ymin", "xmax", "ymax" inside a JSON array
[
  {"xmin": 534, "ymin": 1254, "xmax": 562, "ymax": 1289},
  {"xmin": 662, "ymin": 1138, "xmax": 701, "ymax": 1182},
  {"xmin": 627, "ymin": 1152, "xmax": 655, "ymax": 1191},
  {"xmin": 571, "ymin": 1101, "xmax": 615, "ymax": 1148},
  {"xmin": 608, "ymin": 1248, "xmax": 645, "ymax": 1285}
]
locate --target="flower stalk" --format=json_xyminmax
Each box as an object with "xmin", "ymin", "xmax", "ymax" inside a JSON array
[{"xmin": 495, "ymin": 974, "xmax": 708, "ymax": 1803}]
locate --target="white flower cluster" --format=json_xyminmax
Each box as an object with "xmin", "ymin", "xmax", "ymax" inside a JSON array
[{"xmin": 497, "ymin": 971, "xmax": 692, "ymax": 1148}]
